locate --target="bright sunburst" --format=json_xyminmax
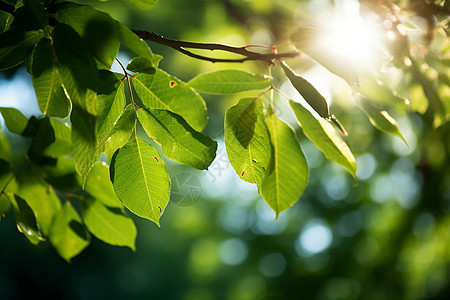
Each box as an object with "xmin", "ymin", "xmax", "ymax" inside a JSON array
[{"xmin": 321, "ymin": 1, "xmax": 385, "ymax": 68}]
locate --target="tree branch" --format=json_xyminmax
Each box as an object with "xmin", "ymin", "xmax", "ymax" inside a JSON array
[{"xmin": 132, "ymin": 30, "xmax": 300, "ymax": 63}]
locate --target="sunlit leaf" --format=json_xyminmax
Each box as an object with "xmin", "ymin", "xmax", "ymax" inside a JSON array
[
  {"xmin": 290, "ymin": 26, "xmax": 358, "ymax": 84},
  {"xmin": 261, "ymin": 114, "xmax": 309, "ymax": 217},
  {"xmin": 0, "ymin": 107, "xmax": 28, "ymax": 134},
  {"xmin": 43, "ymin": 118, "xmax": 72, "ymax": 158},
  {"xmin": 110, "ymin": 138, "xmax": 170, "ymax": 226},
  {"xmin": 30, "ymin": 38, "xmax": 70, "ymax": 118},
  {"xmin": 16, "ymin": 168, "xmax": 62, "ymax": 236},
  {"xmin": 9, "ymin": 193, "xmax": 45, "ymax": 245},
  {"xmin": 124, "ymin": 0, "xmax": 158, "ymax": 10},
  {"xmin": 0, "ymin": 10, "xmax": 14, "ymax": 34},
  {"xmin": 85, "ymin": 162, "xmax": 123, "ymax": 208},
  {"xmin": 81, "ymin": 196, "xmax": 136, "ymax": 250},
  {"xmin": 187, "ymin": 69, "xmax": 271, "ymax": 94},
  {"xmin": 0, "ymin": 28, "xmax": 43, "ymax": 70},
  {"xmin": 0, "ymin": 123, "xmax": 11, "ymax": 161},
  {"xmin": 137, "ymin": 108, "xmax": 217, "ymax": 169},
  {"xmin": 96, "ymin": 71, "xmax": 126, "ymax": 144},
  {"xmin": 127, "ymin": 56, "xmax": 156, "ymax": 74},
  {"xmin": 104, "ymin": 104, "xmax": 136, "ymax": 161},
  {"xmin": 224, "ymin": 98, "xmax": 271, "ymax": 186},
  {"xmin": 133, "ymin": 71, "xmax": 207, "ymax": 131},
  {"xmin": 289, "ymin": 100, "xmax": 357, "ymax": 179},
  {"xmin": 49, "ymin": 203, "xmax": 90, "ymax": 262},
  {"xmin": 41, "ymin": 157, "xmax": 80, "ymax": 193},
  {"xmin": 0, "ymin": 193, "xmax": 11, "ymax": 215},
  {"xmin": 280, "ymin": 61, "xmax": 329, "ymax": 118},
  {"xmin": 55, "ymin": 2, "xmax": 120, "ymax": 68},
  {"xmin": 356, "ymin": 96, "xmax": 407, "ymax": 145}
]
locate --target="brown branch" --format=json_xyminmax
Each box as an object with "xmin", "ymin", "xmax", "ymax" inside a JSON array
[{"xmin": 132, "ymin": 30, "xmax": 300, "ymax": 63}]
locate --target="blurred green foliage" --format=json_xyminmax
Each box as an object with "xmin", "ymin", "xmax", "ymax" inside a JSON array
[{"xmin": 1, "ymin": 0, "xmax": 449, "ymax": 299}]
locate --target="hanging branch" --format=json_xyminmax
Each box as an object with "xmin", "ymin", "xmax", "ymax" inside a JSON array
[{"xmin": 132, "ymin": 30, "xmax": 300, "ymax": 63}]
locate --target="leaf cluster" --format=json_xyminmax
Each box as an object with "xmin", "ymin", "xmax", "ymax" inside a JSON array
[{"xmin": 0, "ymin": 0, "xmax": 448, "ymax": 261}]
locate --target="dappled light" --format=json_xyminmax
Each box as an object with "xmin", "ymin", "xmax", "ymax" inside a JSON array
[{"xmin": 1, "ymin": 0, "xmax": 449, "ymax": 299}]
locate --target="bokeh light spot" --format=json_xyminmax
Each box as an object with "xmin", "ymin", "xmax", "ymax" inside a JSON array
[
  {"xmin": 296, "ymin": 219, "xmax": 333, "ymax": 256},
  {"xmin": 258, "ymin": 253, "xmax": 287, "ymax": 277},
  {"xmin": 218, "ymin": 238, "xmax": 248, "ymax": 266}
]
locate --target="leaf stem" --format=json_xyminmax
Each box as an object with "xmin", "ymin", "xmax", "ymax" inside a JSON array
[
  {"xmin": 116, "ymin": 58, "xmax": 140, "ymax": 109},
  {"xmin": 0, "ymin": 173, "xmax": 17, "ymax": 197},
  {"xmin": 132, "ymin": 30, "xmax": 300, "ymax": 64}
]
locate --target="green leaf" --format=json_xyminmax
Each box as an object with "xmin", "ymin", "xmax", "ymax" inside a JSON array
[
  {"xmin": 9, "ymin": 193, "xmax": 45, "ymax": 245},
  {"xmin": 133, "ymin": 71, "xmax": 207, "ymax": 131},
  {"xmin": 52, "ymin": 23, "xmax": 99, "ymax": 115},
  {"xmin": 96, "ymin": 71, "xmax": 126, "ymax": 144},
  {"xmin": 72, "ymin": 72, "xmax": 128, "ymax": 182},
  {"xmin": 55, "ymin": 2, "xmax": 120, "ymax": 68},
  {"xmin": 30, "ymin": 38, "xmax": 70, "ymax": 118},
  {"xmin": 104, "ymin": 104, "xmax": 136, "ymax": 160},
  {"xmin": 16, "ymin": 168, "xmax": 62, "ymax": 236},
  {"xmin": 110, "ymin": 138, "xmax": 170, "ymax": 226},
  {"xmin": 0, "ymin": 28, "xmax": 43, "ymax": 70},
  {"xmin": 49, "ymin": 203, "xmax": 90, "ymax": 262},
  {"xmin": 261, "ymin": 115, "xmax": 309, "ymax": 217},
  {"xmin": 187, "ymin": 69, "xmax": 271, "ymax": 94},
  {"xmin": 410, "ymin": 58, "xmax": 447, "ymax": 127},
  {"xmin": 0, "ymin": 107, "xmax": 28, "ymax": 134},
  {"xmin": 41, "ymin": 157, "xmax": 80, "ymax": 193},
  {"xmin": 27, "ymin": 117, "xmax": 56, "ymax": 164},
  {"xmin": 0, "ymin": 193, "xmax": 11, "ymax": 215},
  {"xmin": 289, "ymin": 100, "xmax": 357, "ymax": 179},
  {"xmin": 137, "ymin": 108, "xmax": 217, "ymax": 170},
  {"xmin": 125, "ymin": 0, "xmax": 158, "ymax": 10},
  {"xmin": 43, "ymin": 118, "xmax": 72, "ymax": 158},
  {"xmin": 71, "ymin": 106, "xmax": 101, "ymax": 183},
  {"xmin": 353, "ymin": 75, "xmax": 409, "ymax": 113},
  {"xmin": 356, "ymin": 97, "xmax": 407, "ymax": 145},
  {"xmin": 0, "ymin": 159, "xmax": 13, "ymax": 214},
  {"xmin": 85, "ymin": 162, "xmax": 123, "ymax": 208},
  {"xmin": 10, "ymin": 0, "xmax": 48, "ymax": 30},
  {"xmin": 290, "ymin": 27, "xmax": 358, "ymax": 84},
  {"xmin": 0, "ymin": 123, "xmax": 11, "ymax": 161},
  {"xmin": 280, "ymin": 61, "xmax": 329, "ymax": 118},
  {"xmin": 127, "ymin": 56, "xmax": 156, "ymax": 74},
  {"xmin": 0, "ymin": 10, "xmax": 14, "ymax": 34},
  {"xmin": 224, "ymin": 98, "xmax": 271, "ymax": 186},
  {"xmin": 81, "ymin": 196, "xmax": 136, "ymax": 250}
]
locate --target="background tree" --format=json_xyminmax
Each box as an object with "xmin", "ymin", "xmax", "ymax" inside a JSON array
[{"xmin": 0, "ymin": 0, "xmax": 449, "ymax": 299}]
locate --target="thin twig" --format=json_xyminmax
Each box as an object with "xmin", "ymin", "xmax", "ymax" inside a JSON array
[{"xmin": 132, "ymin": 30, "xmax": 300, "ymax": 64}]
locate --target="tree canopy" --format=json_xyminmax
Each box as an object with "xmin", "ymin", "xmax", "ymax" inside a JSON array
[{"xmin": 1, "ymin": 0, "xmax": 450, "ymax": 298}]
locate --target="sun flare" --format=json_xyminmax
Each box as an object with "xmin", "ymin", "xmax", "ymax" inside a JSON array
[{"xmin": 320, "ymin": 4, "xmax": 385, "ymax": 68}]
